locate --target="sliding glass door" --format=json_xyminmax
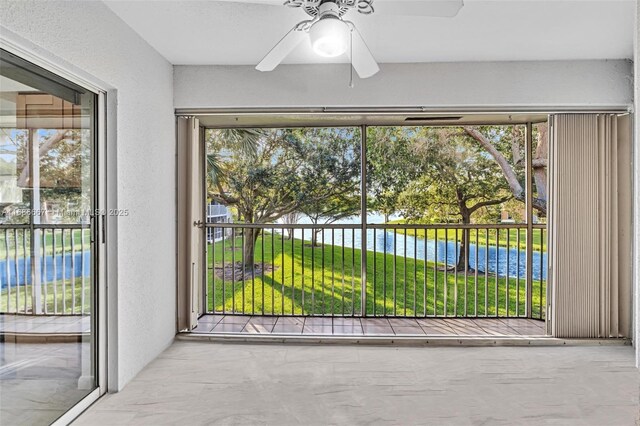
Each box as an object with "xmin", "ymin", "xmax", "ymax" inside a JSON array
[{"xmin": 0, "ymin": 49, "xmax": 99, "ymax": 425}]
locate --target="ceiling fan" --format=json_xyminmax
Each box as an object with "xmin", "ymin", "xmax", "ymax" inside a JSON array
[{"xmin": 214, "ymin": 0, "xmax": 464, "ymax": 79}]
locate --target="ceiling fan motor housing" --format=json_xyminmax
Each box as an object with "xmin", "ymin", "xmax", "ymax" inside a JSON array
[{"xmin": 284, "ymin": 0, "xmax": 374, "ymax": 17}]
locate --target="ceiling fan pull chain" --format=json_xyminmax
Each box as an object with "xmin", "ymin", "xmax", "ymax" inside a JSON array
[{"xmin": 349, "ymin": 29, "xmax": 355, "ymax": 88}]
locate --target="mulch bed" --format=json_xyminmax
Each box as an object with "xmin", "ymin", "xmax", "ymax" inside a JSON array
[{"xmin": 214, "ymin": 262, "xmax": 278, "ymax": 282}]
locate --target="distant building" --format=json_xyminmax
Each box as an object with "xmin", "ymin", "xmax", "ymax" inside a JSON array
[{"xmin": 206, "ymin": 202, "xmax": 232, "ymax": 243}]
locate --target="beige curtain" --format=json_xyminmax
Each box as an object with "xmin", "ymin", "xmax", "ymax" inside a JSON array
[
  {"xmin": 549, "ymin": 114, "xmax": 632, "ymax": 338},
  {"xmin": 176, "ymin": 117, "xmax": 204, "ymax": 331}
]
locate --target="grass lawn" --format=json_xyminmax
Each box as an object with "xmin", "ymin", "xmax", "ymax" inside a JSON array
[
  {"xmin": 207, "ymin": 234, "xmax": 546, "ymax": 319},
  {"xmin": 387, "ymin": 219, "xmax": 546, "ymax": 251},
  {"xmin": 1, "ymin": 276, "xmax": 90, "ymax": 315}
]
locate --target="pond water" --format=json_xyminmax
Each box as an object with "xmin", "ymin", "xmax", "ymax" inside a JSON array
[
  {"xmin": 285, "ymin": 214, "xmax": 548, "ymax": 281},
  {"xmin": 0, "ymin": 251, "xmax": 90, "ymax": 289}
]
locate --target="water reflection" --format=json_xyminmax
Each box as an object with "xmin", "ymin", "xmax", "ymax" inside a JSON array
[{"xmin": 286, "ymin": 228, "xmax": 547, "ymax": 281}]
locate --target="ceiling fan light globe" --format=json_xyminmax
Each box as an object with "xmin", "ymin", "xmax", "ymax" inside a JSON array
[{"xmin": 310, "ymin": 18, "xmax": 349, "ymax": 58}]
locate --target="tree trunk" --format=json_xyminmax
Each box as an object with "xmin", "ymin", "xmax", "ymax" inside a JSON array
[
  {"xmin": 311, "ymin": 228, "xmax": 321, "ymax": 247},
  {"xmin": 384, "ymin": 213, "xmax": 390, "ymax": 223},
  {"xmin": 242, "ymin": 228, "xmax": 261, "ymax": 271},
  {"xmin": 455, "ymin": 215, "xmax": 472, "ymax": 272},
  {"xmin": 283, "ymin": 212, "xmax": 299, "ymax": 240},
  {"xmin": 533, "ymin": 123, "xmax": 548, "ymax": 215}
]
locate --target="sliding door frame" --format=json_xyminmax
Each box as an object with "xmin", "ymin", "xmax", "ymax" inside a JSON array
[{"xmin": 0, "ymin": 37, "xmax": 111, "ymax": 420}]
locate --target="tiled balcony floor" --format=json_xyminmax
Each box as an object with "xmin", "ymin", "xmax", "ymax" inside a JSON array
[
  {"xmin": 0, "ymin": 314, "xmax": 90, "ymax": 335},
  {"xmin": 192, "ymin": 314, "xmax": 547, "ymax": 336}
]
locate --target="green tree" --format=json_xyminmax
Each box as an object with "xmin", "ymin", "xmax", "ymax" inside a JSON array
[
  {"xmin": 207, "ymin": 127, "xmax": 360, "ymax": 269},
  {"xmin": 366, "ymin": 127, "xmax": 415, "ymax": 222},
  {"xmin": 297, "ymin": 128, "xmax": 361, "ymax": 246},
  {"xmin": 370, "ymin": 127, "xmax": 513, "ymax": 271}
]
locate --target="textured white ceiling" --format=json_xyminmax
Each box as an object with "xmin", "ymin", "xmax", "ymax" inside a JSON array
[{"xmin": 104, "ymin": 0, "xmax": 635, "ymax": 65}]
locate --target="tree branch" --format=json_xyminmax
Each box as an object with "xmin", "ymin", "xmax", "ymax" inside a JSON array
[
  {"xmin": 468, "ymin": 196, "xmax": 512, "ymax": 214},
  {"xmin": 532, "ymin": 158, "xmax": 547, "ymax": 168},
  {"xmin": 464, "ymin": 126, "xmax": 547, "ymax": 215},
  {"xmin": 18, "ymin": 130, "xmax": 70, "ymax": 186}
]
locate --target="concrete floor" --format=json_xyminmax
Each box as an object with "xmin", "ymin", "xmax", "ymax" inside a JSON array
[{"xmin": 76, "ymin": 341, "xmax": 639, "ymax": 425}]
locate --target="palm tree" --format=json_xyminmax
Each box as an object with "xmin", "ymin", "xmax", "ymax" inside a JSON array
[{"xmin": 206, "ymin": 128, "xmax": 264, "ymax": 272}]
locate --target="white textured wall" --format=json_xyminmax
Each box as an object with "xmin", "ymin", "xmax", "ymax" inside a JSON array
[
  {"xmin": 174, "ymin": 61, "xmax": 633, "ymax": 109},
  {"xmin": 0, "ymin": 1, "xmax": 175, "ymax": 389}
]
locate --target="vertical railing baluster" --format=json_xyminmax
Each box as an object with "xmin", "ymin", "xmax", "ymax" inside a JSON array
[
  {"xmin": 205, "ymin": 227, "xmax": 209, "ymax": 314},
  {"xmin": 301, "ymin": 228, "xmax": 305, "ymax": 315},
  {"xmin": 291, "ymin": 229, "xmax": 295, "ymax": 315},
  {"xmin": 433, "ymin": 229, "xmax": 438, "ymax": 316},
  {"xmin": 495, "ymin": 229, "xmax": 499, "ymax": 317},
  {"xmin": 372, "ymin": 228, "xmax": 376, "ymax": 316},
  {"xmin": 242, "ymin": 228, "xmax": 248, "ymax": 314},
  {"xmin": 223, "ymin": 227, "xmax": 227, "ymax": 314},
  {"xmin": 23, "ymin": 230, "xmax": 28, "ymax": 314},
  {"xmin": 230, "ymin": 227, "xmax": 235, "ymax": 314},
  {"xmin": 252, "ymin": 229, "xmax": 256, "ymax": 316},
  {"xmin": 403, "ymin": 228, "xmax": 407, "ymax": 317},
  {"xmin": 345, "ymin": 228, "xmax": 349, "ymax": 317},
  {"xmin": 464, "ymin": 228, "xmax": 468, "ymax": 317},
  {"xmin": 71, "ymin": 228, "xmax": 76, "ymax": 313},
  {"xmin": 52, "ymin": 230, "xmax": 57, "ymax": 314},
  {"xmin": 262, "ymin": 227, "xmax": 265, "ymax": 315},
  {"xmin": 506, "ymin": 229, "xmax": 510, "ymax": 316},
  {"xmin": 13, "ymin": 229, "xmax": 19, "ymax": 313},
  {"xmin": 413, "ymin": 228, "xmax": 417, "ymax": 317},
  {"xmin": 383, "ymin": 229, "xmax": 387, "ymax": 316},
  {"xmin": 80, "ymin": 228, "xmax": 85, "ymax": 314},
  {"xmin": 281, "ymin": 228, "xmax": 285, "ymax": 315},
  {"xmin": 243, "ymin": 228, "xmax": 248, "ymax": 314},
  {"xmin": 311, "ymin": 228, "xmax": 315, "ymax": 316},
  {"xmin": 321, "ymin": 229, "xmax": 325, "ymax": 315},
  {"xmin": 271, "ymin": 228, "xmax": 275, "ymax": 315},
  {"xmin": 208, "ymin": 227, "xmax": 213, "ymax": 314},
  {"xmin": 4, "ymin": 229, "xmax": 10, "ymax": 313},
  {"xmin": 485, "ymin": 228, "xmax": 489, "ymax": 317},
  {"xmin": 43, "ymin": 229, "xmax": 48, "ymax": 314},
  {"xmin": 540, "ymin": 228, "xmax": 544, "ymax": 319},
  {"xmin": 444, "ymin": 229, "xmax": 448, "ymax": 317},
  {"xmin": 474, "ymin": 229, "xmax": 479, "ymax": 317},
  {"xmin": 517, "ymin": 227, "xmax": 521, "ymax": 317},
  {"xmin": 61, "ymin": 229, "xmax": 66, "ymax": 314},
  {"xmin": 454, "ymin": 228, "xmax": 458, "ymax": 317},
  {"xmin": 423, "ymin": 228, "xmax": 427, "ymax": 317},
  {"xmin": 351, "ymin": 228, "xmax": 355, "ymax": 317},
  {"xmin": 331, "ymin": 228, "xmax": 335, "ymax": 316},
  {"xmin": 393, "ymin": 227, "xmax": 397, "ymax": 316}
]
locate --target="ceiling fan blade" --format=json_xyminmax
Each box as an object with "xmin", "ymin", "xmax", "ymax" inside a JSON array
[
  {"xmin": 371, "ymin": 0, "xmax": 464, "ymax": 17},
  {"xmin": 211, "ymin": 0, "xmax": 284, "ymax": 5},
  {"xmin": 256, "ymin": 26, "xmax": 308, "ymax": 72},
  {"xmin": 350, "ymin": 28, "xmax": 380, "ymax": 79}
]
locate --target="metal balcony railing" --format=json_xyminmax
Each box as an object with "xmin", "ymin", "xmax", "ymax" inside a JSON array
[
  {"xmin": 0, "ymin": 225, "xmax": 91, "ymax": 316},
  {"xmin": 204, "ymin": 223, "xmax": 547, "ymax": 320}
]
